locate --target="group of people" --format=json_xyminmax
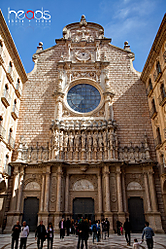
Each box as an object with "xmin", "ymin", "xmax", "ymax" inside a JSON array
[
  {"xmin": 11, "ymin": 218, "xmax": 155, "ymax": 249},
  {"xmin": 11, "ymin": 221, "xmax": 29, "ymax": 249},
  {"xmin": 11, "ymin": 220, "xmax": 53, "ymax": 249},
  {"xmin": 117, "ymin": 218, "xmax": 155, "ymax": 249}
]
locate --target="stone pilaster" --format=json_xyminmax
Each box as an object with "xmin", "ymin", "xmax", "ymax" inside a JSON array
[
  {"xmin": 65, "ymin": 173, "xmax": 69, "ymax": 214},
  {"xmin": 116, "ymin": 166, "xmax": 125, "ymax": 223},
  {"xmin": 97, "ymin": 171, "xmax": 102, "ymax": 219},
  {"xmin": 103, "ymin": 165, "xmax": 114, "ymax": 233}
]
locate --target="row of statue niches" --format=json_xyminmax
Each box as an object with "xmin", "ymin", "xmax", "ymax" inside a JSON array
[
  {"xmin": 51, "ymin": 120, "xmax": 117, "ymax": 131},
  {"xmin": 53, "ymin": 129, "xmax": 117, "ymax": 149},
  {"xmin": 118, "ymin": 144, "xmax": 151, "ymax": 162}
]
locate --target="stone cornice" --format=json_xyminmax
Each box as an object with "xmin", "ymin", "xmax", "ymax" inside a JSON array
[
  {"xmin": 0, "ymin": 10, "xmax": 28, "ymax": 83},
  {"xmin": 141, "ymin": 13, "xmax": 166, "ymax": 83}
]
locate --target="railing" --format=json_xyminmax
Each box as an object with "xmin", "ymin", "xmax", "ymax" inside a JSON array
[
  {"xmin": 1, "ymin": 89, "xmax": 11, "ymax": 107},
  {"xmin": 158, "ymin": 91, "xmax": 166, "ymax": 106},
  {"xmin": 150, "ymin": 105, "xmax": 157, "ymax": 118},
  {"xmin": 0, "ymin": 124, "xmax": 6, "ymax": 139},
  {"xmin": 8, "ymin": 135, "xmax": 15, "ymax": 149},
  {"xmin": 11, "ymin": 105, "xmax": 19, "ymax": 120},
  {"xmin": 153, "ymin": 68, "xmax": 162, "ymax": 82},
  {"xmin": 146, "ymin": 83, "xmax": 153, "ymax": 96},
  {"xmin": 15, "ymin": 82, "xmax": 22, "ymax": 97},
  {"xmin": 154, "ymin": 134, "xmax": 162, "ymax": 147},
  {"xmin": 3, "ymin": 165, "xmax": 11, "ymax": 176}
]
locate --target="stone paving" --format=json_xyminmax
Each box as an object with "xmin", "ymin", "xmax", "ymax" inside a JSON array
[{"xmin": 0, "ymin": 233, "xmax": 166, "ymax": 249}]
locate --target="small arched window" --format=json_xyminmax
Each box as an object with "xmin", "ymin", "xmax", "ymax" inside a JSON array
[
  {"xmin": 149, "ymin": 78, "xmax": 152, "ymax": 90},
  {"xmin": 160, "ymin": 83, "xmax": 165, "ymax": 100},
  {"xmin": 0, "ymin": 40, "xmax": 3, "ymax": 55},
  {"xmin": 8, "ymin": 61, "xmax": 12, "ymax": 74},
  {"xmin": 152, "ymin": 99, "xmax": 156, "ymax": 113},
  {"xmin": 156, "ymin": 127, "xmax": 162, "ymax": 146},
  {"xmin": 156, "ymin": 61, "xmax": 161, "ymax": 74}
]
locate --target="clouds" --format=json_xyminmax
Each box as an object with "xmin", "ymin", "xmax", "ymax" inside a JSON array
[{"xmin": 104, "ymin": 0, "xmax": 157, "ymax": 40}]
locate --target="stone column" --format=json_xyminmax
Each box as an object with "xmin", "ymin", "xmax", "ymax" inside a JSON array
[
  {"xmin": 56, "ymin": 166, "xmax": 62, "ymax": 212},
  {"xmin": 10, "ymin": 166, "xmax": 19, "ymax": 211},
  {"xmin": 148, "ymin": 170, "xmax": 158, "ymax": 212},
  {"xmin": 65, "ymin": 173, "xmax": 69, "ymax": 214},
  {"xmin": 16, "ymin": 169, "xmax": 24, "ymax": 212},
  {"xmin": 98, "ymin": 172, "xmax": 102, "ymax": 214},
  {"xmin": 103, "ymin": 165, "xmax": 114, "ymax": 233},
  {"xmin": 104, "ymin": 166, "xmax": 111, "ymax": 212},
  {"xmin": 121, "ymin": 170, "xmax": 127, "ymax": 213},
  {"xmin": 44, "ymin": 167, "xmax": 51, "ymax": 212},
  {"xmin": 143, "ymin": 171, "xmax": 152, "ymax": 212},
  {"xmin": 40, "ymin": 174, "xmax": 45, "ymax": 212},
  {"xmin": 54, "ymin": 166, "xmax": 63, "ymax": 232},
  {"xmin": 116, "ymin": 166, "xmax": 123, "ymax": 213}
]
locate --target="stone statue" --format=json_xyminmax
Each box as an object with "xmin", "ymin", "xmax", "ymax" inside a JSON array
[
  {"xmin": 87, "ymin": 132, "xmax": 92, "ymax": 147},
  {"xmin": 64, "ymin": 132, "xmax": 68, "ymax": 147},
  {"xmin": 81, "ymin": 131, "xmax": 86, "ymax": 148},
  {"xmin": 59, "ymin": 130, "xmax": 63, "ymax": 148},
  {"xmin": 74, "ymin": 132, "xmax": 80, "ymax": 148},
  {"xmin": 69, "ymin": 131, "xmax": 74, "ymax": 148},
  {"xmin": 103, "ymin": 130, "xmax": 107, "ymax": 147},
  {"xmin": 98, "ymin": 132, "xmax": 103, "ymax": 148},
  {"xmin": 93, "ymin": 131, "xmax": 98, "ymax": 147}
]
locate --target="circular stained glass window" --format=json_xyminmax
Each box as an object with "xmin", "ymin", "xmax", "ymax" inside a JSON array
[{"xmin": 67, "ymin": 84, "xmax": 101, "ymax": 113}]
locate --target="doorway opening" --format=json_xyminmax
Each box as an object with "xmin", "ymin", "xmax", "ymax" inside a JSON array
[
  {"xmin": 22, "ymin": 197, "xmax": 39, "ymax": 231},
  {"xmin": 73, "ymin": 198, "xmax": 95, "ymax": 222},
  {"xmin": 128, "ymin": 197, "xmax": 145, "ymax": 232}
]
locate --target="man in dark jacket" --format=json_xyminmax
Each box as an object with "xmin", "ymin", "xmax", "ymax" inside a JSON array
[
  {"xmin": 35, "ymin": 220, "xmax": 46, "ymax": 249},
  {"xmin": 77, "ymin": 219, "xmax": 89, "ymax": 249},
  {"xmin": 11, "ymin": 221, "xmax": 21, "ymax": 249},
  {"xmin": 124, "ymin": 218, "xmax": 132, "ymax": 246},
  {"xmin": 66, "ymin": 218, "xmax": 71, "ymax": 236}
]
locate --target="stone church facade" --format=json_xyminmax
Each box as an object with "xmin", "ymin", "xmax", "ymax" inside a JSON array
[{"xmin": 5, "ymin": 15, "xmax": 165, "ymax": 233}]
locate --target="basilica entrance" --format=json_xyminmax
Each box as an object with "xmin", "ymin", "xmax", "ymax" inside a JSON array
[
  {"xmin": 73, "ymin": 198, "xmax": 94, "ymax": 222},
  {"xmin": 128, "ymin": 197, "xmax": 145, "ymax": 232},
  {"xmin": 22, "ymin": 197, "xmax": 39, "ymax": 231}
]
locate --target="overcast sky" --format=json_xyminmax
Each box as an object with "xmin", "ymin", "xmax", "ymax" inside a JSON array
[{"xmin": 0, "ymin": 0, "xmax": 165, "ymax": 73}]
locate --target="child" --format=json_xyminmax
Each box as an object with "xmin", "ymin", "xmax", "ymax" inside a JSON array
[
  {"xmin": 120, "ymin": 224, "xmax": 123, "ymax": 235},
  {"xmin": 133, "ymin": 238, "xmax": 142, "ymax": 249}
]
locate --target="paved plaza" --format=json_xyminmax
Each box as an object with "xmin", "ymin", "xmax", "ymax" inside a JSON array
[{"xmin": 0, "ymin": 233, "xmax": 166, "ymax": 249}]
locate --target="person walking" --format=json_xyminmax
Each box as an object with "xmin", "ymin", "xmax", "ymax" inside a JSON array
[
  {"xmin": 80, "ymin": 219, "xmax": 89, "ymax": 249},
  {"xmin": 96, "ymin": 220, "xmax": 101, "ymax": 243},
  {"xmin": 66, "ymin": 218, "xmax": 71, "ymax": 236},
  {"xmin": 35, "ymin": 220, "xmax": 46, "ymax": 249},
  {"xmin": 116, "ymin": 220, "xmax": 121, "ymax": 236},
  {"xmin": 11, "ymin": 221, "xmax": 21, "ymax": 249},
  {"xmin": 91, "ymin": 221, "xmax": 97, "ymax": 243},
  {"xmin": 105, "ymin": 218, "xmax": 110, "ymax": 237},
  {"xmin": 59, "ymin": 218, "xmax": 65, "ymax": 240},
  {"xmin": 19, "ymin": 221, "xmax": 29, "ymax": 249},
  {"xmin": 46, "ymin": 222, "xmax": 54, "ymax": 249},
  {"xmin": 142, "ymin": 221, "xmax": 154, "ymax": 249},
  {"xmin": 124, "ymin": 218, "xmax": 131, "ymax": 246}
]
